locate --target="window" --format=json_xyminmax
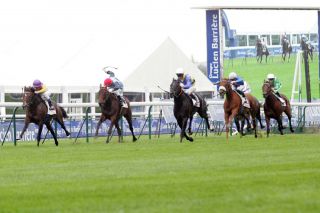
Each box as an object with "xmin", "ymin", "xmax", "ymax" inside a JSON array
[
  {"xmin": 310, "ymin": 33, "xmax": 318, "ymax": 43},
  {"xmin": 271, "ymin": 35, "xmax": 280, "ymax": 45},
  {"xmin": 236, "ymin": 35, "xmax": 247, "ymax": 46},
  {"xmin": 248, "ymin": 35, "xmax": 258, "ymax": 46},
  {"xmin": 292, "ymin": 34, "xmax": 301, "ymax": 44}
]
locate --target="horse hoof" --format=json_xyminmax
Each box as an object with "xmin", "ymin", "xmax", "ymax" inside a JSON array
[
  {"xmin": 209, "ymin": 128, "xmax": 214, "ymax": 132},
  {"xmin": 291, "ymin": 129, "xmax": 294, "ymax": 133},
  {"xmin": 188, "ymin": 137, "xmax": 194, "ymax": 142},
  {"xmin": 255, "ymin": 135, "xmax": 258, "ymax": 138},
  {"xmin": 133, "ymin": 137, "xmax": 137, "ymax": 142},
  {"xmin": 106, "ymin": 141, "xmax": 109, "ymax": 144},
  {"xmin": 261, "ymin": 125, "xmax": 265, "ymax": 129}
]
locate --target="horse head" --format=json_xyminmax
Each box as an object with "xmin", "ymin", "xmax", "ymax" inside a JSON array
[
  {"xmin": 98, "ymin": 84, "xmax": 109, "ymax": 106},
  {"xmin": 170, "ymin": 78, "xmax": 182, "ymax": 98},
  {"xmin": 218, "ymin": 78, "xmax": 231, "ymax": 97},
  {"xmin": 262, "ymin": 80, "xmax": 272, "ymax": 98},
  {"xmin": 22, "ymin": 86, "xmax": 35, "ymax": 109}
]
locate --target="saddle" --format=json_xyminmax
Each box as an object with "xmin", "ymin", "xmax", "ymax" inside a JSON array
[{"xmin": 234, "ymin": 90, "xmax": 250, "ymax": 109}]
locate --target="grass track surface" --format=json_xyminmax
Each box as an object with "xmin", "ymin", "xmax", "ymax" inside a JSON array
[{"xmin": 1, "ymin": 134, "xmax": 320, "ymax": 213}]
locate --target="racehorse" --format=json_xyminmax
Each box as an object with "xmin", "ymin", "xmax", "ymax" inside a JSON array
[
  {"xmin": 262, "ymin": 80, "xmax": 294, "ymax": 137},
  {"xmin": 256, "ymin": 39, "xmax": 269, "ymax": 63},
  {"xmin": 281, "ymin": 38, "xmax": 292, "ymax": 62},
  {"xmin": 20, "ymin": 86, "xmax": 70, "ymax": 146},
  {"xmin": 96, "ymin": 85, "xmax": 137, "ymax": 143},
  {"xmin": 170, "ymin": 79, "xmax": 212, "ymax": 142},
  {"xmin": 301, "ymin": 39, "xmax": 314, "ymax": 62},
  {"xmin": 218, "ymin": 79, "xmax": 263, "ymax": 140}
]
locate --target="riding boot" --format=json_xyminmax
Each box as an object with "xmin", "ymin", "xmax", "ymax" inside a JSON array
[
  {"xmin": 117, "ymin": 96, "xmax": 123, "ymax": 107},
  {"xmin": 48, "ymin": 100, "xmax": 54, "ymax": 110},
  {"xmin": 236, "ymin": 90, "xmax": 250, "ymax": 108},
  {"xmin": 190, "ymin": 94, "xmax": 200, "ymax": 107}
]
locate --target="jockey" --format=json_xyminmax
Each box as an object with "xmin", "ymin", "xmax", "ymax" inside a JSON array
[
  {"xmin": 32, "ymin": 79, "xmax": 55, "ymax": 114},
  {"xmin": 176, "ymin": 67, "xmax": 199, "ymax": 107},
  {"xmin": 228, "ymin": 72, "xmax": 250, "ymax": 108},
  {"xmin": 103, "ymin": 71, "xmax": 126, "ymax": 107},
  {"xmin": 267, "ymin": 73, "xmax": 285, "ymax": 104}
]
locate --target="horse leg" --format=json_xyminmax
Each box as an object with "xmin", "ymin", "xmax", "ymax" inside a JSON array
[
  {"xmin": 19, "ymin": 119, "xmax": 30, "ymax": 140},
  {"xmin": 284, "ymin": 107, "xmax": 294, "ymax": 133},
  {"xmin": 225, "ymin": 110, "xmax": 237, "ymax": 141},
  {"xmin": 106, "ymin": 120, "xmax": 115, "ymax": 143},
  {"xmin": 124, "ymin": 113, "xmax": 137, "ymax": 142},
  {"xmin": 37, "ymin": 123, "xmax": 44, "ymax": 146},
  {"xmin": 256, "ymin": 110, "xmax": 265, "ymax": 129},
  {"xmin": 188, "ymin": 115, "xmax": 193, "ymax": 135},
  {"xmin": 251, "ymin": 115, "xmax": 257, "ymax": 138},
  {"xmin": 234, "ymin": 118, "xmax": 241, "ymax": 136},
  {"xmin": 182, "ymin": 117, "xmax": 193, "ymax": 142},
  {"xmin": 95, "ymin": 114, "xmax": 105, "ymax": 137},
  {"xmin": 54, "ymin": 117, "xmax": 70, "ymax": 137},
  {"xmin": 114, "ymin": 122, "xmax": 122, "ymax": 143},
  {"xmin": 276, "ymin": 117, "xmax": 284, "ymax": 135},
  {"xmin": 45, "ymin": 121, "xmax": 59, "ymax": 146},
  {"xmin": 265, "ymin": 116, "xmax": 271, "ymax": 137}
]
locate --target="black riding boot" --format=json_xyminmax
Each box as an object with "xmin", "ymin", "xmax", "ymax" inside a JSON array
[
  {"xmin": 190, "ymin": 94, "xmax": 199, "ymax": 107},
  {"xmin": 236, "ymin": 90, "xmax": 246, "ymax": 98},
  {"xmin": 117, "ymin": 96, "xmax": 124, "ymax": 107},
  {"xmin": 48, "ymin": 100, "xmax": 54, "ymax": 110}
]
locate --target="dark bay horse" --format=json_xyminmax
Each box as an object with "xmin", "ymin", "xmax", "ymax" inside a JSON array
[
  {"xmin": 281, "ymin": 38, "xmax": 292, "ymax": 62},
  {"xmin": 95, "ymin": 85, "xmax": 137, "ymax": 143},
  {"xmin": 170, "ymin": 79, "xmax": 212, "ymax": 142},
  {"xmin": 301, "ymin": 39, "xmax": 314, "ymax": 62},
  {"xmin": 256, "ymin": 40, "xmax": 269, "ymax": 63},
  {"xmin": 20, "ymin": 86, "xmax": 70, "ymax": 146},
  {"xmin": 262, "ymin": 80, "xmax": 294, "ymax": 137},
  {"xmin": 218, "ymin": 79, "xmax": 263, "ymax": 140}
]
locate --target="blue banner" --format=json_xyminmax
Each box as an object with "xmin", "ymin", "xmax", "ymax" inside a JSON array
[{"xmin": 206, "ymin": 10, "xmax": 221, "ymax": 83}]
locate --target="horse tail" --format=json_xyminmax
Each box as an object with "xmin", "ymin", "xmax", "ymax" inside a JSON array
[{"xmin": 59, "ymin": 106, "xmax": 68, "ymax": 118}]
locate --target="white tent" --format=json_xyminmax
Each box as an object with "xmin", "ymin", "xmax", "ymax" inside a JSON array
[{"xmin": 123, "ymin": 38, "xmax": 215, "ymax": 93}]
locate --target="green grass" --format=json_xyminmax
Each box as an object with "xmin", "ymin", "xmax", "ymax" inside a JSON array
[
  {"xmin": 1, "ymin": 134, "xmax": 320, "ymax": 213},
  {"xmin": 223, "ymin": 54, "xmax": 319, "ymax": 100}
]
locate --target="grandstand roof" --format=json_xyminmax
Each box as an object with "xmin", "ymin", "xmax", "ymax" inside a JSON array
[
  {"xmin": 123, "ymin": 38, "xmax": 215, "ymax": 93},
  {"xmin": 191, "ymin": 0, "xmax": 320, "ymax": 10}
]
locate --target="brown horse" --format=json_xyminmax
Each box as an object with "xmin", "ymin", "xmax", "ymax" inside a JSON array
[
  {"xmin": 95, "ymin": 85, "xmax": 137, "ymax": 143},
  {"xmin": 262, "ymin": 80, "xmax": 294, "ymax": 137},
  {"xmin": 256, "ymin": 39, "xmax": 269, "ymax": 63},
  {"xmin": 20, "ymin": 86, "xmax": 70, "ymax": 146},
  {"xmin": 218, "ymin": 79, "xmax": 263, "ymax": 140},
  {"xmin": 281, "ymin": 38, "xmax": 292, "ymax": 62}
]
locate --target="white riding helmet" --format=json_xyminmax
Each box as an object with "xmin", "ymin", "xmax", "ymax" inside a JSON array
[
  {"xmin": 267, "ymin": 73, "xmax": 275, "ymax": 79},
  {"xmin": 176, "ymin": 67, "xmax": 184, "ymax": 75},
  {"xmin": 228, "ymin": 72, "xmax": 237, "ymax": 80}
]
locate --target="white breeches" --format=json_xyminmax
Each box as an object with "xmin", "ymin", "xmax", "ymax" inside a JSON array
[{"xmin": 183, "ymin": 86, "xmax": 196, "ymax": 95}]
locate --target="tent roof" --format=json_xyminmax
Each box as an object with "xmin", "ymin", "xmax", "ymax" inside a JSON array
[{"xmin": 123, "ymin": 38, "xmax": 215, "ymax": 93}]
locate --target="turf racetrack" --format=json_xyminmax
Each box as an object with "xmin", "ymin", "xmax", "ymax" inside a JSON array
[
  {"xmin": 1, "ymin": 134, "xmax": 319, "ymax": 212},
  {"xmin": 223, "ymin": 54, "xmax": 319, "ymax": 100}
]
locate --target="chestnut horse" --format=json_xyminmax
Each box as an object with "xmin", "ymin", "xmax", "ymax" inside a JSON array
[
  {"xmin": 262, "ymin": 80, "xmax": 294, "ymax": 137},
  {"xmin": 95, "ymin": 85, "xmax": 137, "ymax": 143},
  {"xmin": 170, "ymin": 79, "xmax": 213, "ymax": 142},
  {"xmin": 20, "ymin": 86, "xmax": 70, "ymax": 146},
  {"xmin": 218, "ymin": 79, "xmax": 263, "ymax": 140}
]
